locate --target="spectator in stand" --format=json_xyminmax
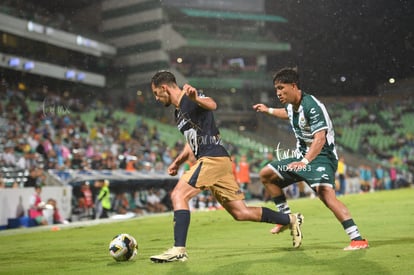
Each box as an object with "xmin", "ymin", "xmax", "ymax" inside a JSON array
[
  {"xmin": 162, "ymin": 148, "xmax": 174, "ymax": 166},
  {"xmin": 45, "ymin": 148, "xmax": 59, "ymax": 169},
  {"xmin": 102, "ymin": 150, "xmax": 118, "ymax": 170},
  {"xmin": 336, "ymin": 156, "xmax": 347, "ymax": 195},
  {"xmin": 146, "ymin": 188, "xmax": 167, "ymax": 213},
  {"xmin": 71, "ymin": 149, "xmax": 85, "ymax": 169},
  {"xmin": 96, "ymin": 179, "xmax": 111, "ymax": 219},
  {"xmin": 389, "ymin": 165, "xmax": 397, "ymax": 189},
  {"xmin": 230, "ymin": 155, "xmax": 238, "ymax": 182},
  {"xmin": 154, "ymin": 161, "xmax": 166, "ymax": 174},
  {"xmin": 125, "ymin": 156, "xmax": 137, "ymax": 171},
  {"xmin": 259, "ymin": 152, "xmax": 274, "ymax": 170},
  {"xmin": 80, "ymin": 181, "xmax": 94, "ymax": 218},
  {"xmin": 192, "ymin": 189, "xmax": 219, "ymax": 210},
  {"xmin": 1, "ymin": 141, "xmax": 16, "ymax": 166},
  {"xmin": 72, "ymin": 197, "xmax": 89, "ymax": 221},
  {"xmin": 112, "ymin": 192, "xmax": 131, "ymax": 215},
  {"xmin": 25, "ymin": 167, "xmax": 45, "ymax": 188},
  {"xmin": 141, "ymin": 161, "xmax": 154, "ymax": 174},
  {"xmin": 237, "ymin": 155, "xmax": 252, "ymax": 200},
  {"xmin": 133, "ymin": 190, "xmax": 150, "ymax": 214},
  {"xmin": 28, "ymin": 185, "xmax": 48, "ymax": 225},
  {"xmin": 374, "ymin": 164, "xmax": 385, "ymax": 190},
  {"xmin": 90, "ymin": 153, "xmax": 103, "ymax": 170},
  {"xmin": 11, "ymin": 181, "xmax": 20, "ymax": 188},
  {"xmin": 383, "ymin": 169, "xmax": 392, "ymax": 190},
  {"xmin": 359, "ymin": 165, "xmax": 370, "ymax": 192},
  {"xmin": 365, "ymin": 165, "xmax": 374, "ymax": 192},
  {"xmin": 46, "ymin": 198, "xmax": 67, "ymax": 224},
  {"xmin": 347, "ymin": 169, "xmax": 361, "ymax": 194}
]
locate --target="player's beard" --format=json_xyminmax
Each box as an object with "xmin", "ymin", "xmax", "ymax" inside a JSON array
[{"xmin": 163, "ymin": 96, "xmax": 172, "ymax": 107}]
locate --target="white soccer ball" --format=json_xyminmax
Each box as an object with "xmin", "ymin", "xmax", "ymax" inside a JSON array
[{"xmin": 108, "ymin": 233, "xmax": 138, "ymax": 261}]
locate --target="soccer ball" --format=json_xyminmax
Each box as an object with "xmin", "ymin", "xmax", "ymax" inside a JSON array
[{"xmin": 108, "ymin": 233, "xmax": 138, "ymax": 261}]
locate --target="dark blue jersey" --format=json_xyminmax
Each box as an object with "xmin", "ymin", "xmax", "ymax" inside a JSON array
[{"xmin": 175, "ymin": 94, "xmax": 229, "ymax": 159}]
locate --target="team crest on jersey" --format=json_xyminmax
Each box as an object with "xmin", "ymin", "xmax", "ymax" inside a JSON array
[
  {"xmin": 316, "ymin": 166, "xmax": 326, "ymax": 172},
  {"xmin": 299, "ymin": 116, "xmax": 307, "ymax": 128}
]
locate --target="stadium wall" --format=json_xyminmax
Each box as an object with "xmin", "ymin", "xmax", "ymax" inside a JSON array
[{"xmin": 0, "ymin": 186, "xmax": 73, "ymax": 228}]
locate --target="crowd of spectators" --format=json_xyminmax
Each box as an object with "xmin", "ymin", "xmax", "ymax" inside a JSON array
[
  {"xmin": 0, "ymin": 84, "xmax": 259, "ymax": 220},
  {"xmin": 0, "ymin": 0, "xmax": 102, "ymax": 40},
  {"xmin": 328, "ymin": 95, "xmax": 414, "ymax": 173}
]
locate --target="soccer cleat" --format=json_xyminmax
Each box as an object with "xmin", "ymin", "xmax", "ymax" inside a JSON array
[
  {"xmin": 270, "ymin": 213, "xmax": 304, "ymax": 235},
  {"xmin": 290, "ymin": 213, "xmax": 304, "ymax": 248},
  {"xmin": 150, "ymin": 246, "xmax": 188, "ymax": 263},
  {"xmin": 343, "ymin": 239, "xmax": 369, "ymax": 251}
]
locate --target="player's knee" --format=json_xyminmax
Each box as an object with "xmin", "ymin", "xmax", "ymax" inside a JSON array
[
  {"xmin": 227, "ymin": 208, "xmax": 242, "ymax": 221},
  {"xmin": 319, "ymin": 194, "xmax": 337, "ymax": 208},
  {"xmin": 229, "ymin": 209, "xmax": 251, "ymax": 221},
  {"xmin": 170, "ymin": 189, "xmax": 179, "ymax": 202},
  {"xmin": 170, "ymin": 188, "xmax": 188, "ymax": 204},
  {"xmin": 259, "ymin": 167, "xmax": 277, "ymax": 184},
  {"xmin": 231, "ymin": 212, "xmax": 245, "ymax": 221}
]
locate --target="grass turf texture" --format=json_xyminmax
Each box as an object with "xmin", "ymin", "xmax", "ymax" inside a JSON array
[{"xmin": 1, "ymin": 188, "xmax": 413, "ymax": 275}]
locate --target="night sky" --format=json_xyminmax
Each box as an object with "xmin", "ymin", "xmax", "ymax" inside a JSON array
[
  {"xmin": 25, "ymin": 0, "xmax": 414, "ymax": 96},
  {"xmin": 267, "ymin": 0, "xmax": 414, "ymax": 95}
]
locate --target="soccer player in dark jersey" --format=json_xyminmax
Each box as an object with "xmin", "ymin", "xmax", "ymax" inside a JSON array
[
  {"xmin": 149, "ymin": 70, "xmax": 304, "ymax": 263},
  {"xmin": 253, "ymin": 67, "xmax": 369, "ymax": 251}
]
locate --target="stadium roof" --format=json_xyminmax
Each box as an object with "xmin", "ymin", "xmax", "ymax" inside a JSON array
[
  {"xmin": 180, "ymin": 8, "xmax": 288, "ymax": 23},
  {"xmin": 186, "ymin": 39, "xmax": 291, "ymax": 52}
]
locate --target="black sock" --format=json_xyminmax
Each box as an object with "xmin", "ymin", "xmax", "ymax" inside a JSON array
[
  {"xmin": 272, "ymin": 194, "xmax": 287, "ymax": 204},
  {"xmin": 342, "ymin": 219, "xmax": 363, "ymax": 241},
  {"xmin": 174, "ymin": 210, "xmax": 191, "ymax": 247},
  {"xmin": 272, "ymin": 195, "xmax": 291, "ymax": 214},
  {"xmin": 260, "ymin": 207, "xmax": 290, "ymax": 225}
]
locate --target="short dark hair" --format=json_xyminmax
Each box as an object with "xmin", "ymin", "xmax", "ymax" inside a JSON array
[
  {"xmin": 151, "ymin": 70, "xmax": 177, "ymax": 87},
  {"xmin": 273, "ymin": 67, "xmax": 300, "ymax": 86}
]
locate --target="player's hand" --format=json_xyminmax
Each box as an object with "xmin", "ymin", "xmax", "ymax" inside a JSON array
[
  {"xmin": 183, "ymin": 84, "xmax": 197, "ymax": 101},
  {"xmin": 252, "ymin": 103, "xmax": 269, "ymax": 113},
  {"xmin": 167, "ymin": 162, "xmax": 179, "ymax": 176}
]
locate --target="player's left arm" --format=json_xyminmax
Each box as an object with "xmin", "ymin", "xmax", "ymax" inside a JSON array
[{"xmin": 183, "ymin": 84, "xmax": 217, "ymax": 110}]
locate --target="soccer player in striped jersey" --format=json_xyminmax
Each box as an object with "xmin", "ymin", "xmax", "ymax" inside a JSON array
[{"xmin": 253, "ymin": 67, "xmax": 368, "ymax": 251}]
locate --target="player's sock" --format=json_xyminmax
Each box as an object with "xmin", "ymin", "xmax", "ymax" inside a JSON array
[
  {"xmin": 342, "ymin": 219, "xmax": 363, "ymax": 241},
  {"xmin": 272, "ymin": 194, "xmax": 291, "ymax": 214},
  {"xmin": 174, "ymin": 210, "xmax": 191, "ymax": 247},
  {"xmin": 261, "ymin": 207, "xmax": 290, "ymax": 225}
]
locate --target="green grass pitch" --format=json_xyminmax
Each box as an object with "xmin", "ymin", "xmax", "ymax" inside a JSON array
[{"xmin": 1, "ymin": 188, "xmax": 413, "ymax": 274}]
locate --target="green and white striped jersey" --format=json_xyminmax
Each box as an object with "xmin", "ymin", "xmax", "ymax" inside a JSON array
[{"xmin": 285, "ymin": 92, "xmax": 338, "ymax": 160}]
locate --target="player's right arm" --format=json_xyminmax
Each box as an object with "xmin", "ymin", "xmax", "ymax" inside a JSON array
[
  {"xmin": 252, "ymin": 103, "xmax": 289, "ymax": 120},
  {"xmin": 183, "ymin": 84, "xmax": 217, "ymax": 111},
  {"xmin": 168, "ymin": 143, "xmax": 193, "ymax": 176}
]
